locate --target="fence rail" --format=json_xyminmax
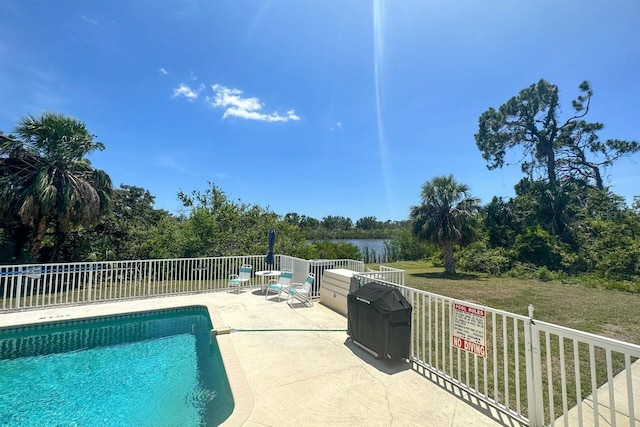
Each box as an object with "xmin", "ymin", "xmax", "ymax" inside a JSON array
[
  {"xmin": 359, "ymin": 265, "xmax": 405, "ymax": 287},
  {"xmin": 531, "ymin": 318, "xmax": 639, "ymax": 426},
  {"xmin": 1, "ymin": 255, "xmax": 364, "ymax": 311},
  {"xmin": 0, "ymin": 256, "xmax": 264, "ymax": 310}
]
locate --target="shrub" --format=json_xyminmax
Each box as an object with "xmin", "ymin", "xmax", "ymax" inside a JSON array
[
  {"xmin": 597, "ymin": 246, "xmax": 640, "ymax": 280},
  {"xmin": 302, "ymin": 240, "xmax": 360, "ymax": 260},
  {"xmin": 536, "ymin": 266, "xmax": 553, "ymax": 282},
  {"xmin": 574, "ymin": 273, "xmax": 640, "ymax": 293},
  {"xmin": 504, "ymin": 262, "xmax": 540, "ymax": 279},
  {"xmin": 512, "ymin": 226, "xmax": 564, "ymax": 270},
  {"xmin": 385, "ymin": 229, "xmax": 436, "ymax": 261},
  {"xmin": 458, "ymin": 243, "xmax": 511, "ymax": 275},
  {"xmin": 429, "ymin": 251, "xmax": 443, "ymax": 267}
]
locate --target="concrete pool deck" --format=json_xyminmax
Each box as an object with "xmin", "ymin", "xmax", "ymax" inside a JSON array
[{"xmin": 0, "ymin": 291, "xmax": 520, "ymax": 426}]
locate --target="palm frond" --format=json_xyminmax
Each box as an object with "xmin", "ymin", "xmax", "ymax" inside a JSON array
[{"xmin": 17, "ymin": 195, "xmax": 39, "ymax": 226}]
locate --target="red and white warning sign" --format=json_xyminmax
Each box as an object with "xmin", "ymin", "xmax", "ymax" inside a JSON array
[{"xmin": 451, "ymin": 303, "xmax": 487, "ymax": 357}]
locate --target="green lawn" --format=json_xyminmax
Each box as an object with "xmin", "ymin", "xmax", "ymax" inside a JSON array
[{"xmin": 382, "ymin": 261, "xmax": 640, "ymax": 346}]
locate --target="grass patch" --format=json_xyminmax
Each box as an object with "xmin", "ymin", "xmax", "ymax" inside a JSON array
[{"xmin": 385, "ymin": 261, "xmax": 640, "ymax": 345}]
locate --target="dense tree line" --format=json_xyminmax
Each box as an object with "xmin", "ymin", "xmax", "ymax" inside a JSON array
[
  {"xmin": 284, "ymin": 213, "xmax": 406, "ymax": 240},
  {"xmin": 1, "ymin": 80, "xmax": 638, "ymax": 292},
  {"xmin": 407, "ymin": 81, "xmax": 639, "ymax": 291}
]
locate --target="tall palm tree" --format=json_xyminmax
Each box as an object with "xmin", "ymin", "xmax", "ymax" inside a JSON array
[
  {"xmin": 0, "ymin": 113, "xmax": 112, "ymax": 261},
  {"xmin": 410, "ymin": 175, "xmax": 480, "ymax": 274}
]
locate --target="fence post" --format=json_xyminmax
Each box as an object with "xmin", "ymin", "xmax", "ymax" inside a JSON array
[
  {"xmin": 88, "ymin": 267, "xmax": 93, "ymax": 302},
  {"xmin": 16, "ymin": 272, "xmax": 23, "ymax": 309},
  {"xmin": 525, "ymin": 304, "xmax": 544, "ymax": 426},
  {"xmin": 147, "ymin": 260, "xmax": 153, "ymax": 296}
]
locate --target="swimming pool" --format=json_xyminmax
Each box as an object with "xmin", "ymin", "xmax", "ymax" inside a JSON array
[{"xmin": 0, "ymin": 307, "xmax": 234, "ymax": 426}]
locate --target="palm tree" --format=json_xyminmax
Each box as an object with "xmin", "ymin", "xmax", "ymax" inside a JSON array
[
  {"xmin": 0, "ymin": 113, "xmax": 112, "ymax": 261},
  {"xmin": 410, "ymin": 175, "xmax": 480, "ymax": 274}
]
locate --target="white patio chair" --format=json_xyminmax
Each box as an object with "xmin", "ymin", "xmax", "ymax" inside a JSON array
[
  {"xmin": 228, "ymin": 264, "xmax": 252, "ymax": 293},
  {"xmin": 287, "ymin": 272, "xmax": 315, "ymax": 307},
  {"xmin": 265, "ymin": 269, "xmax": 293, "ymax": 301}
]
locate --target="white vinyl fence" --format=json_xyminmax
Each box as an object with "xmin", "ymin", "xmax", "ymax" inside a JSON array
[
  {"xmin": 360, "ymin": 265, "xmax": 405, "ymax": 287},
  {"xmin": 1, "ymin": 256, "xmax": 263, "ymax": 310},
  {"xmin": 530, "ymin": 319, "xmax": 639, "ymax": 427},
  {"xmin": 0, "ymin": 255, "xmax": 364, "ymax": 311},
  {"xmin": 354, "ymin": 273, "xmax": 640, "ymax": 427}
]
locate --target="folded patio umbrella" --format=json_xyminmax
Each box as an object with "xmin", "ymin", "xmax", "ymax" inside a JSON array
[{"xmin": 265, "ymin": 228, "xmax": 275, "ymax": 266}]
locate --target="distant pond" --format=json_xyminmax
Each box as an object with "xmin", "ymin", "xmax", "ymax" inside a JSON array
[
  {"xmin": 332, "ymin": 239, "xmax": 389, "ymax": 263},
  {"xmin": 306, "ymin": 239, "xmax": 390, "ymax": 262}
]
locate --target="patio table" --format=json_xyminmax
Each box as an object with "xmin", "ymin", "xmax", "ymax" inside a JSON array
[{"xmin": 255, "ymin": 270, "xmax": 281, "ymax": 293}]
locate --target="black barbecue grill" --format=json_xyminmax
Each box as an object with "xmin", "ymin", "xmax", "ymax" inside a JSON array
[{"xmin": 347, "ymin": 279, "xmax": 412, "ymax": 360}]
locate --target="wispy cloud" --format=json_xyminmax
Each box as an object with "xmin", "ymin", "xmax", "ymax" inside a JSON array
[
  {"xmin": 159, "ymin": 67, "xmax": 168, "ymax": 76},
  {"xmin": 206, "ymin": 84, "xmax": 300, "ymax": 122},
  {"xmin": 80, "ymin": 15, "xmax": 99, "ymax": 26},
  {"xmin": 172, "ymin": 83, "xmax": 199, "ymax": 100}
]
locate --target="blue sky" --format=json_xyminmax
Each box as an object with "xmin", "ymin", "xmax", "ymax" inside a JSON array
[{"xmin": 1, "ymin": 1, "xmax": 639, "ymax": 222}]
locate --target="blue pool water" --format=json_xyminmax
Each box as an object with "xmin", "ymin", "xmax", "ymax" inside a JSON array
[{"xmin": 0, "ymin": 307, "xmax": 234, "ymax": 426}]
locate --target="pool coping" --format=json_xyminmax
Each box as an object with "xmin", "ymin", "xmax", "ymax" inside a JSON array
[
  {"xmin": 206, "ymin": 301, "xmax": 253, "ymax": 427},
  {"xmin": 0, "ymin": 295, "xmax": 253, "ymax": 427}
]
